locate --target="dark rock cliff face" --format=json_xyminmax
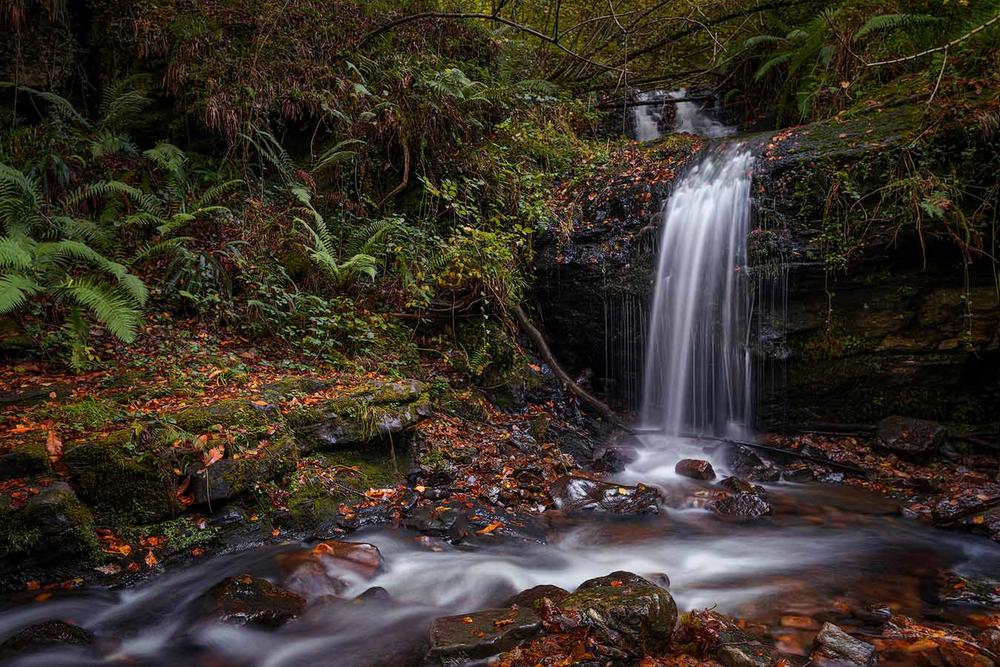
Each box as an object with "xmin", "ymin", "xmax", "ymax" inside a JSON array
[{"xmin": 534, "ymin": 104, "xmax": 1000, "ymax": 428}]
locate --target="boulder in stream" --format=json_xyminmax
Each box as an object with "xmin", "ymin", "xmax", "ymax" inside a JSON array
[
  {"xmin": 813, "ymin": 622, "xmax": 877, "ymax": 666},
  {"xmin": 711, "ymin": 493, "xmax": 773, "ymax": 521},
  {"xmin": 675, "ymin": 458, "xmax": 716, "ymax": 480},
  {"xmin": 198, "ymin": 574, "xmax": 305, "ymax": 628},
  {"xmin": 0, "ymin": 620, "xmax": 94, "ymax": 661},
  {"xmin": 727, "ymin": 446, "xmax": 781, "ymax": 483},
  {"xmin": 549, "ymin": 475, "xmax": 662, "ymax": 516},
  {"xmin": 559, "ymin": 571, "xmax": 677, "ymax": 656},
  {"xmin": 426, "ymin": 606, "xmax": 541, "ymax": 664}
]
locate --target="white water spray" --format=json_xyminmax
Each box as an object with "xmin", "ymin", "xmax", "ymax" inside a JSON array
[
  {"xmin": 639, "ymin": 145, "xmax": 754, "ymax": 438},
  {"xmin": 669, "ymin": 88, "xmax": 736, "ymax": 138}
]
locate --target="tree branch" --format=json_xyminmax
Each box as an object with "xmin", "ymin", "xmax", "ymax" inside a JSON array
[
  {"xmin": 862, "ymin": 14, "xmax": 999, "ymax": 67},
  {"xmin": 513, "ymin": 304, "xmax": 630, "ymax": 430},
  {"xmin": 358, "ymin": 11, "xmax": 625, "ymax": 74}
]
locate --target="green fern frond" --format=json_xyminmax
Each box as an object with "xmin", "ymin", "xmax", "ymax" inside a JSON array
[
  {"xmin": 853, "ymin": 14, "xmax": 938, "ymax": 42},
  {"xmin": 15, "ymin": 86, "xmax": 89, "ymax": 128},
  {"xmin": 90, "ymin": 131, "xmax": 139, "ymax": 159},
  {"xmin": 0, "ymin": 273, "xmax": 43, "ymax": 314},
  {"xmin": 59, "ymin": 278, "xmax": 142, "ymax": 342},
  {"xmin": 312, "ymin": 139, "xmax": 364, "ymax": 175},
  {"xmin": 754, "ymin": 53, "xmax": 793, "ymax": 81},
  {"xmin": 0, "ymin": 236, "xmax": 34, "ymax": 270}
]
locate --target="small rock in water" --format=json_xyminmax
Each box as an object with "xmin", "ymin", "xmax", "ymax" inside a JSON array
[
  {"xmin": 198, "ymin": 574, "xmax": 305, "ymax": 628},
  {"xmin": 549, "ymin": 475, "xmax": 662, "ymax": 516},
  {"xmin": 718, "ymin": 642, "xmax": 779, "ymax": 667},
  {"xmin": 727, "ymin": 446, "xmax": 781, "ymax": 482},
  {"xmin": 877, "ymin": 415, "xmax": 945, "ymax": 455},
  {"xmin": 675, "ymin": 458, "xmax": 716, "ymax": 480},
  {"xmin": 426, "ymin": 607, "xmax": 541, "ymax": 664},
  {"xmin": 711, "ymin": 493, "xmax": 772, "ymax": 521},
  {"xmin": 559, "ymin": 571, "xmax": 677, "ymax": 656},
  {"xmin": 719, "ymin": 476, "xmax": 766, "ymax": 496},
  {"xmin": 0, "ymin": 620, "xmax": 94, "ymax": 661},
  {"xmin": 814, "ymin": 622, "xmax": 877, "ymax": 666}
]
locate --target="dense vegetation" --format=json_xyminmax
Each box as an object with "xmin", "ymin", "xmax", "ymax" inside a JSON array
[{"xmin": 1, "ymin": 0, "xmax": 997, "ymax": 376}]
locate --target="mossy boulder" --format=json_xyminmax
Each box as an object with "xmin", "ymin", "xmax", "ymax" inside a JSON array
[
  {"xmin": 0, "ymin": 482, "xmax": 100, "ymax": 574},
  {"xmin": 62, "ymin": 428, "xmax": 180, "ymax": 524},
  {"xmin": 560, "ymin": 572, "xmax": 677, "ymax": 656},
  {"xmin": 193, "ymin": 432, "xmax": 299, "ymax": 505},
  {"xmin": 0, "ymin": 436, "xmax": 52, "ymax": 480},
  {"xmin": 168, "ymin": 399, "xmax": 282, "ymax": 444},
  {"xmin": 281, "ymin": 448, "xmax": 403, "ymax": 535},
  {"xmin": 286, "ymin": 379, "xmax": 432, "ymax": 452}
]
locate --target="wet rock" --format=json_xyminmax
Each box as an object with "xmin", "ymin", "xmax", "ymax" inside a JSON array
[
  {"xmin": 591, "ymin": 446, "xmax": 639, "ymax": 473},
  {"xmin": 933, "ymin": 490, "xmax": 1000, "ymax": 525},
  {"xmin": 199, "ymin": 574, "xmax": 305, "ymax": 628},
  {"xmin": 711, "ymin": 493, "xmax": 773, "ymax": 521},
  {"xmin": 727, "ymin": 446, "xmax": 781, "ymax": 482},
  {"xmin": 0, "ymin": 481, "xmax": 99, "ymax": 574},
  {"xmin": 675, "ymin": 458, "xmax": 716, "ymax": 480},
  {"xmin": 403, "ymin": 503, "xmax": 467, "ymax": 538},
  {"xmin": 338, "ymin": 504, "xmax": 396, "ymax": 532},
  {"xmin": 356, "ymin": 586, "xmax": 392, "ymax": 602},
  {"xmin": 504, "ymin": 584, "xmax": 570, "ymax": 610},
  {"xmin": 719, "ymin": 476, "xmax": 766, "ymax": 496},
  {"xmin": 718, "ymin": 643, "xmax": 779, "ymax": 667},
  {"xmin": 782, "ymin": 466, "xmax": 815, "ymax": 482},
  {"xmin": 578, "ymin": 571, "xmax": 663, "ymax": 591},
  {"xmin": 426, "ymin": 607, "xmax": 541, "ymax": 664},
  {"xmin": 814, "ymin": 622, "xmax": 876, "ymax": 666},
  {"xmin": 0, "ymin": 620, "xmax": 94, "ymax": 660},
  {"xmin": 877, "ymin": 415, "xmax": 945, "ymax": 455},
  {"xmin": 560, "ymin": 572, "xmax": 678, "ymax": 656},
  {"xmin": 851, "ymin": 603, "xmax": 892, "ymax": 626},
  {"xmin": 550, "ymin": 475, "xmax": 662, "ymax": 516},
  {"xmin": 277, "ymin": 542, "xmax": 383, "ymax": 596},
  {"xmin": 678, "ymin": 611, "xmax": 778, "ymax": 667}
]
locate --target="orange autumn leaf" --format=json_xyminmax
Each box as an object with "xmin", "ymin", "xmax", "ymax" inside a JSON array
[
  {"xmin": 45, "ymin": 430, "xmax": 63, "ymax": 462},
  {"xmin": 144, "ymin": 549, "xmax": 158, "ymax": 568},
  {"xmin": 476, "ymin": 521, "xmax": 503, "ymax": 535},
  {"xmin": 201, "ymin": 445, "xmax": 225, "ymax": 470}
]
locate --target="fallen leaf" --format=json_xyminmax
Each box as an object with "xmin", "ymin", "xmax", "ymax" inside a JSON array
[
  {"xmin": 144, "ymin": 550, "xmax": 158, "ymax": 568},
  {"xmin": 476, "ymin": 521, "xmax": 503, "ymax": 535},
  {"xmin": 45, "ymin": 431, "xmax": 62, "ymax": 462}
]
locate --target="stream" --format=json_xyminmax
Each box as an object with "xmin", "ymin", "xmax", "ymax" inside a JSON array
[{"xmin": 2, "ymin": 440, "xmax": 999, "ymax": 666}]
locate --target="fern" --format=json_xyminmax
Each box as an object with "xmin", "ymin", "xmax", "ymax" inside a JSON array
[
  {"xmin": 59, "ymin": 278, "xmax": 142, "ymax": 343},
  {"xmin": 0, "ymin": 274, "xmax": 43, "ymax": 313},
  {"xmin": 853, "ymin": 14, "xmax": 938, "ymax": 42}
]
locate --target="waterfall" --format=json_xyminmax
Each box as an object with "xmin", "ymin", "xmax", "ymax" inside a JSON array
[
  {"xmin": 632, "ymin": 91, "xmax": 662, "ymax": 142},
  {"xmin": 668, "ymin": 89, "xmax": 735, "ymax": 139},
  {"xmin": 639, "ymin": 145, "xmax": 754, "ymax": 438}
]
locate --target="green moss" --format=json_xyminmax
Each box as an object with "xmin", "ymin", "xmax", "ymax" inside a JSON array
[
  {"xmin": 120, "ymin": 515, "xmax": 221, "ymax": 557},
  {"xmin": 62, "ymin": 429, "xmax": 179, "ymax": 524},
  {"xmin": 0, "ymin": 483, "xmax": 100, "ymax": 565},
  {"xmin": 54, "ymin": 397, "xmax": 126, "ymax": 430},
  {"xmin": 168, "ymin": 399, "xmax": 279, "ymax": 436}
]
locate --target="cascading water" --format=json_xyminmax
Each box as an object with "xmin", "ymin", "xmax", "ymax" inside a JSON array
[
  {"xmin": 668, "ymin": 88, "xmax": 736, "ymax": 138},
  {"xmin": 631, "ymin": 91, "xmax": 662, "ymax": 141},
  {"xmin": 639, "ymin": 145, "xmax": 754, "ymax": 439}
]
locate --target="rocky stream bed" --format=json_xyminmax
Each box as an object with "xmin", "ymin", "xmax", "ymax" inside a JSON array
[{"xmin": 2, "ymin": 364, "xmax": 1000, "ymax": 666}]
